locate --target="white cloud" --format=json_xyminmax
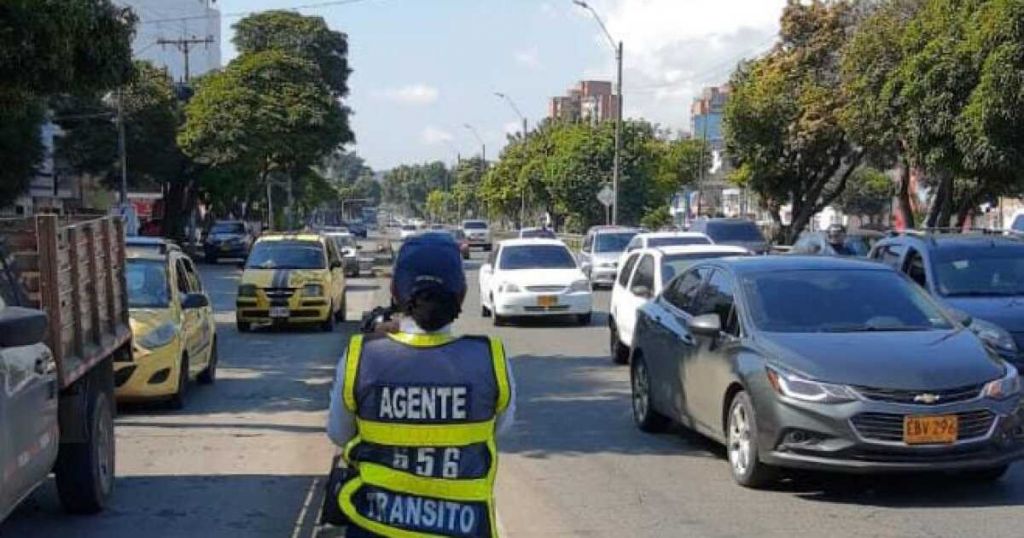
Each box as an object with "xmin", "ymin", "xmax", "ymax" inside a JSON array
[
  {"xmin": 581, "ymin": 0, "xmax": 786, "ymax": 131},
  {"xmin": 421, "ymin": 126, "xmax": 454, "ymax": 145},
  {"xmin": 379, "ymin": 84, "xmax": 440, "ymax": 105},
  {"xmin": 514, "ymin": 47, "xmax": 542, "ymax": 70}
]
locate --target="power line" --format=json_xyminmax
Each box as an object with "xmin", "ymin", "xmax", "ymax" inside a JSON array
[{"xmin": 136, "ymin": 0, "xmax": 382, "ymax": 26}]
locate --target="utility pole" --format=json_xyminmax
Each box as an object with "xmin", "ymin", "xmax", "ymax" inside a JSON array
[
  {"xmin": 157, "ymin": 35, "xmax": 215, "ymax": 82},
  {"xmin": 116, "ymin": 89, "xmax": 128, "ymax": 205},
  {"xmin": 494, "ymin": 92, "xmax": 530, "ymax": 227},
  {"xmin": 697, "ymin": 115, "xmax": 709, "ymax": 217},
  {"xmin": 574, "ymin": 1, "xmax": 623, "ymax": 225}
]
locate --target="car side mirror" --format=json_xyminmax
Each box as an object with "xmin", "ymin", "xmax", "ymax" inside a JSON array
[
  {"xmin": 181, "ymin": 293, "xmax": 210, "ymax": 310},
  {"xmin": 330, "ymin": 260, "xmax": 343, "ymax": 270},
  {"xmin": 0, "ymin": 307, "xmax": 49, "ymax": 347},
  {"xmin": 950, "ymin": 309, "xmax": 973, "ymax": 327},
  {"xmin": 632, "ymin": 285, "xmax": 652, "ymax": 299},
  {"xmin": 688, "ymin": 314, "xmax": 722, "ymax": 336}
]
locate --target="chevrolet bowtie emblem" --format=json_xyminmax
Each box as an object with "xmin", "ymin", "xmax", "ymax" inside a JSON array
[{"xmin": 914, "ymin": 393, "xmax": 941, "ymax": 404}]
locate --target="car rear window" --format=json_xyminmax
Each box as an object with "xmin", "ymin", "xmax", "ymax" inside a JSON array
[
  {"xmin": 595, "ymin": 232, "xmax": 637, "ymax": 253},
  {"xmin": 464, "ymin": 221, "xmax": 488, "ymax": 230},
  {"xmin": 706, "ymin": 222, "xmax": 764, "ymax": 242},
  {"xmin": 211, "ymin": 222, "xmax": 245, "ymax": 234},
  {"xmin": 499, "ymin": 245, "xmax": 577, "ymax": 270}
]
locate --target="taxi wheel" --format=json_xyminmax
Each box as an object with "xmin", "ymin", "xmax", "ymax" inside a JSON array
[
  {"xmin": 168, "ymin": 355, "xmax": 189, "ymax": 410},
  {"xmin": 321, "ymin": 307, "xmax": 336, "ymax": 332},
  {"xmin": 335, "ymin": 295, "xmax": 347, "ymax": 322},
  {"xmin": 197, "ymin": 339, "xmax": 218, "ymax": 385}
]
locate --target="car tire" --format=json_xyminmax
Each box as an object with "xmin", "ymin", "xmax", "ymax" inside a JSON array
[
  {"xmin": 168, "ymin": 355, "xmax": 189, "ymax": 410},
  {"xmin": 322, "ymin": 306, "xmax": 336, "ymax": 332},
  {"xmin": 610, "ymin": 322, "xmax": 629, "ymax": 364},
  {"xmin": 577, "ymin": 312, "xmax": 592, "ymax": 326},
  {"xmin": 55, "ymin": 359, "xmax": 115, "ymax": 515},
  {"xmin": 631, "ymin": 354, "xmax": 669, "ymax": 433},
  {"xmin": 726, "ymin": 391, "xmax": 777, "ymax": 488},
  {"xmin": 237, "ymin": 320, "xmax": 251, "ymax": 333},
  {"xmin": 481, "ymin": 304, "xmax": 491, "ymax": 318},
  {"xmin": 205, "ymin": 253, "xmax": 217, "ymax": 264},
  {"xmin": 197, "ymin": 339, "xmax": 218, "ymax": 385},
  {"xmin": 335, "ymin": 294, "xmax": 347, "ymax": 322},
  {"xmin": 493, "ymin": 314, "xmax": 506, "ymax": 327}
]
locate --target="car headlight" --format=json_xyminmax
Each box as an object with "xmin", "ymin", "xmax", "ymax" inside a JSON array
[
  {"xmin": 569, "ymin": 280, "xmax": 591, "ymax": 292},
  {"xmin": 766, "ymin": 366, "xmax": 857, "ymax": 404},
  {"xmin": 500, "ymin": 282, "xmax": 521, "ymax": 293},
  {"xmin": 983, "ymin": 365, "xmax": 1021, "ymax": 399},
  {"xmin": 303, "ymin": 284, "xmax": 324, "ymax": 297},
  {"xmin": 238, "ymin": 284, "xmax": 257, "ymax": 297},
  {"xmin": 971, "ymin": 318, "xmax": 1018, "ymax": 354},
  {"xmin": 138, "ymin": 322, "xmax": 177, "ymax": 350}
]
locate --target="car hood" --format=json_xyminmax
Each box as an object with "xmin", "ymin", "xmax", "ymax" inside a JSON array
[
  {"xmin": 759, "ymin": 329, "xmax": 1005, "ymax": 389},
  {"xmin": 242, "ymin": 268, "xmax": 328, "ymax": 288},
  {"xmin": 499, "ymin": 268, "xmax": 586, "ymax": 287},
  {"xmin": 129, "ymin": 308, "xmax": 174, "ymax": 335},
  {"xmin": 717, "ymin": 240, "xmax": 766, "ymax": 254},
  {"xmin": 590, "ymin": 252, "xmax": 623, "ymax": 264},
  {"xmin": 941, "ymin": 297, "xmax": 1024, "ymax": 333}
]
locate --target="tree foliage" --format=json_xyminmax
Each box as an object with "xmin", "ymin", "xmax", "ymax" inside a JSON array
[
  {"xmin": 0, "ymin": 0, "xmax": 135, "ymax": 209},
  {"xmin": 835, "ymin": 167, "xmax": 893, "ymax": 224},
  {"xmin": 382, "ymin": 162, "xmax": 451, "ymax": 217}
]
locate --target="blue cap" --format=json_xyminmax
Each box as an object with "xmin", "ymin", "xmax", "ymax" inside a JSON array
[{"xmin": 393, "ymin": 232, "xmax": 467, "ymax": 303}]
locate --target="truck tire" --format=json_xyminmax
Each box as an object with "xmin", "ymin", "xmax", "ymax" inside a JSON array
[{"xmin": 55, "ymin": 362, "xmax": 116, "ymax": 515}]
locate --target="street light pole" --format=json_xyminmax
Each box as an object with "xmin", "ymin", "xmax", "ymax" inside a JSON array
[
  {"xmin": 494, "ymin": 92, "xmax": 530, "ymax": 227},
  {"xmin": 463, "ymin": 124, "xmax": 486, "ymax": 163},
  {"xmin": 573, "ymin": 0, "xmax": 623, "ymax": 225}
]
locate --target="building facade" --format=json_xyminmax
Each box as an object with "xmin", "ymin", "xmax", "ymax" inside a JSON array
[
  {"xmin": 116, "ymin": 0, "xmax": 222, "ymax": 82},
  {"xmin": 549, "ymin": 80, "xmax": 620, "ymax": 124},
  {"xmin": 690, "ymin": 85, "xmax": 729, "ymax": 149}
]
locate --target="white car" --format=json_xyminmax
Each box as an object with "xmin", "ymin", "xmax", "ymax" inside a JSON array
[
  {"xmin": 608, "ymin": 245, "xmax": 750, "ymax": 363},
  {"xmin": 399, "ymin": 224, "xmax": 420, "ymax": 240},
  {"xmin": 479, "ymin": 239, "xmax": 593, "ymax": 326},
  {"xmin": 623, "ymin": 231, "xmax": 713, "ymax": 253},
  {"xmin": 462, "ymin": 219, "xmax": 492, "ymax": 251}
]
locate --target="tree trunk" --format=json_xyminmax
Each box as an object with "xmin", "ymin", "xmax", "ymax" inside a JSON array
[
  {"xmin": 896, "ymin": 160, "xmax": 915, "ymax": 229},
  {"xmin": 925, "ymin": 172, "xmax": 953, "ymax": 229}
]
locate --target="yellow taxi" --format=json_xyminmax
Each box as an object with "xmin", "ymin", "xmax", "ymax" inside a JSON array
[
  {"xmin": 235, "ymin": 233, "xmax": 347, "ymax": 332},
  {"xmin": 117, "ymin": 238, "xmax": 218, "ymax": 409}
]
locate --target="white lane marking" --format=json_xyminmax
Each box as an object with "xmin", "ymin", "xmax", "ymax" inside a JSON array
[{"xmin": 291, "ymin": 476, "xmax": 321, "ymax": 538}]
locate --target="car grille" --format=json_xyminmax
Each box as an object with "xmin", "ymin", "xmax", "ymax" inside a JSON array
[
  {"xmin": 524, "ymin": 305, "xmax": 571, "ymax": 312},
  {"xmin": 263, "ymin": 288, "xmax": 295, "ymax": 305},
  {"xmin": 852, "ymin": 384, "xmax": 983, "ymax": 405},
  {"xmin": 850, "ymin": 409, "xmax": 995, "ymax": 443},
  {"xmin": 526, "ymin": 285, "xmax": 566, "ymax": 293}
]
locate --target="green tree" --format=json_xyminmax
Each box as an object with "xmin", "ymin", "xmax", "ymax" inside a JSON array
[
  {"xmin": 179, "ymin": 50, "xmax": 349, "ymax": 227},
  {"xmin": 0, "ymin": 0, "xmax": 135, "ymax": 208},
  {"xmin": 425, "ymin": 189, "xmax": 453, "ymax": 222},
  {"xmin": 835, "ymin": 167, "xmax": 893, "ymax": 225},
  {"xmin": 640, "ymin": 205, "xmax": 672, "ymax": 230},
  {"xmin": 725, "ymin": 0, "xmax": 863, "ymax": 243},
  {"xmin": 382, "ymin": 162, "xmax": 450, "ymax": 217}
]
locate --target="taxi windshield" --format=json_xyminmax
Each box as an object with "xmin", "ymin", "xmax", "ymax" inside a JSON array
[
  {"xmin": 126, "ymin": 259, "xmax": 170, "ymax": 308},
  {"xmin": 245, "ymin": 241, "xmax": 326, "ymax": 270}
]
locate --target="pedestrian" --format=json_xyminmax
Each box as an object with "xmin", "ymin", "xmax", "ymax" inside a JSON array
[
  {"xmin": 327, "ymin": 232, "xmax": 516, "ymax": 538},
  {"xmin": 825, "ymin": 224, "xmax": 855, "ymax": 256}
]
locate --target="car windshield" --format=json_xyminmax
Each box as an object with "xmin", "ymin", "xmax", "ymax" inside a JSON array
[
  {"xmin": 330, "ymin": 235, "xmax": 357, "ymax": 250},
  {"xmin": 464, "ymin": 221, "xmax": 488, "ymax": 230},
  {"xmin": 661, "ymin": 253, "xmax": 745, "ymax": 285},
  {"xmin": 743, "ymin": 269, "xmax": 952, "ymax": 333},
  {"xmin": 649, "ymin": 236, "xmax": 712, "ymax": 248},
  {"xmin": 126, "ymin": 259, "xmax": 170, "ymax": 308},
  {"xmin": 210, "ymin": 222, "xmax": 244, "ymax": 234},
  {"xmin": 245, "ymin": 241, "xmax": 326, "ymax": 270},
  {"xmin": 595, "ymin": 232, "xmax": 637, "ymax": 253},
  {"xmin": 934, "ymin": 250, "xmax": 1024, "ymax": 297},
  {"xmin": 499, "ymin": 245, "xmax": 577, "ymax": 270},
  {"xmin": 706, "ymin": 222, "xmax": 764, "ymax": 242},
  {"xmin": 521, "ymin": 229, "xmax": 557, "ymax": 239}
]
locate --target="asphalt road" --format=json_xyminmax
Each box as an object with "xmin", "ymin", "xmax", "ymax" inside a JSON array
[{"xmin": 5, "ymin": 236, "xmax": 1024, "ymax": 537}]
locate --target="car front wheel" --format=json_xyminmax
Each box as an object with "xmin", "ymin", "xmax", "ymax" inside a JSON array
[{"xmin": 726, "ymin": 391, "xmax": 777, "ymax": 488}]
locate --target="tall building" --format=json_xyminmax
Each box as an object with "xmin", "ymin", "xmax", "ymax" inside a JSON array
[
  {"xmin": 690, "ymin": 85, "xmax": 729, "ymax": 149},
  {"xmin": 117, "ymin": 0, "xmax": 222, "ymax": 82},
  {"xmin": 549, "ymin": 80, "xmax": 620, "ymax": 124}
]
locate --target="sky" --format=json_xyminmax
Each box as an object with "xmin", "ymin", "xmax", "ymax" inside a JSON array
[{"xmin": 213, "ymin": 0, "xmax": 788, "ymax": 171}]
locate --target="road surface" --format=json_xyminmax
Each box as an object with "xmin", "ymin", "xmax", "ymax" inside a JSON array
[{"xmin": 5, "ymin": 240, "xmax": 1024, "ymax": 537}]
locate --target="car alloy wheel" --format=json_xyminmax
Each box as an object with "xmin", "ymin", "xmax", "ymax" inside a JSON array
[
  {"xmin": 632, "ymin": 360, "xmax": 649, "ymax": 422},
  {"xmin": 728, "ymin": 402, "xmax": 753, "ymax": 477},
  {"xmin": 726, "ymin": 392, "xmax": 776, "ymax": 488}
]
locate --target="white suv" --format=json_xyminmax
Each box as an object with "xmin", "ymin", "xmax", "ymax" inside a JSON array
[
  {"xmin": 462, "ymin": 219, "xmax": 492, "ymax": 251},
  {"xmin": 609, "ymin": 245, "xmax": 749, "ymax": 363}
]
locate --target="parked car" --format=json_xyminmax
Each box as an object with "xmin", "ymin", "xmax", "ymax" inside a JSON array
[
  {"xmin": 1, "ymin": 215, "xmax": 132, "ymax": 520},
  {"xmin": 324, "ymin": 230, "xmax": 370, "ymax": 277},
  {"xmin": 689, "ymin": 218, "xmax": 768, "ymax": 254},
  {"xmin": 869, "ymin": 232, "xmax": 1024, "ymax": 370},
  {"xmin": 624, "ymin": 231, "xmax": 713, "ymax": 253},
  {"xmin": 462, "ymin": 219, "xmax": 492, "ymax": 251},
  {"xmin": 235, "ymin": 233, "xmax": 346, "ymax": 332},
  {"xmin": 790, "ymin": 229, "xmax": 884, "ymax": 257},
  {"xmin": 204, "ymin": 220, "xmax": 255, "ymax": 263},
  {"xmin": 119, "ymin": 240, "xmax": 217, "ymax": 408},
  {"xmin": 399, "ymin": 224, "xmax": 420, "ymax": 240},
  {"xmin": 609, "ymin": 245, "xmax": 750, "ymax": 363},
  {"xmin": 479, "ymin": 239, "xmax": 592, "ymax": 325},
  {"xmin": 519, "ymin": 227, "xmax": 558, "ymax": 240},
  {"xmin": 579, "ymin": 226, "xmax": 641, "ymax": 288},
  {"xmin": 630, "ymin": 256, "xmax": 1024, "ymax": 487}
]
